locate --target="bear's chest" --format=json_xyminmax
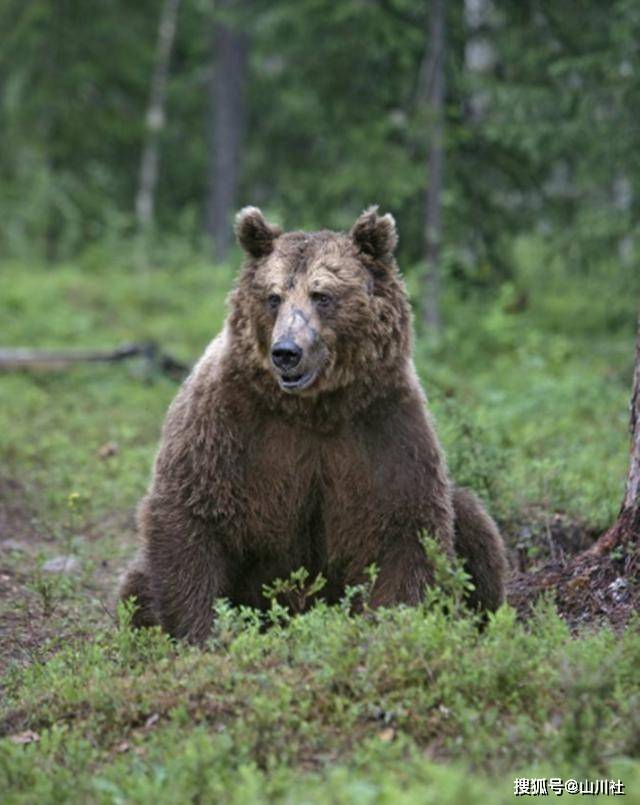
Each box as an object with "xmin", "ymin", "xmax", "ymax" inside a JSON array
[
  {"xmin": 240, "ymin": 419, "xmax": 413, "ymax": 552},
  {"xmin": 241, "ymin": 420, "xmax": 322, "ymax": 544}
]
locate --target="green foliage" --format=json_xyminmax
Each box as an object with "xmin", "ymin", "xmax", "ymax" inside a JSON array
[
  {"xmin": 2, "ymin": 599, "xmax": 640, "ymax": 802},
  {"xmin": 420, "ymin": 533, "xmax": 476, "ymax": 617},
  {"xmin": 262, "ymin": 568, "xmax": 328, "ymax": 622},
  {"xmin": 411, "ymin": 234, "xmax": 639, "ymax": 532},
  {"xmin": 0, "ymin": 255, "xmax": 231, "ymax": 529}
]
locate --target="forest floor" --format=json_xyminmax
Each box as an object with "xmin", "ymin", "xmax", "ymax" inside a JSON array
[{"xmin": 1, "ymin": 247, "xmax": 639, "ymax": 803}]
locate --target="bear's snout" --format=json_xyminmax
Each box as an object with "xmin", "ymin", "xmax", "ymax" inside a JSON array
[{"xmin": 271, "ymin": 339, "xmax": 303, "ymax": 372}]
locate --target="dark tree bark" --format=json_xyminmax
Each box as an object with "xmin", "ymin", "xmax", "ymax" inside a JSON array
[
  {"xmin": 591, "ymin": 314, "xmax": 640, "ymax": 556},
  {"xmin": 135, "ymin": 0, "xmax": 181, "ymax": 230},
  {"xmin": 206, "ymin": 3, "xmax": 249, "ymax": 264},
  {"xmin": 421, "ymin": 0, "xmax": 446, "ymax": 331}
]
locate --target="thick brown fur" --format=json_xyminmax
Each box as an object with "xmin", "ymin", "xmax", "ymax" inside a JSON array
[{"xmin": 118, "ymin": 206, "xmax": 507, "ymax": 642}]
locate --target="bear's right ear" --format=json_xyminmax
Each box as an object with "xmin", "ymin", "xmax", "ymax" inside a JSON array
[
  {"xmin": 234, "ymin": 207, "xmax": 282, "ymax": 258},
  {"xmin": 350, "ymin": 205, "xmax": 398, "ymax": 261}
]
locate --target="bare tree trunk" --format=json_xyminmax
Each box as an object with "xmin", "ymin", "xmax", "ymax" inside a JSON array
[
  {"xmin": 135, "ymin": 0, "xmax": 181, "ymax": 230},
  {"xmin": 591, "ymin": 314, "xmax": 640, "ymax": 556},
  {"xmin": 421, "ymin": 0, "xmax": 446, "ymax": 331},
  {"xmin": 206, "ymin": 2, "xmax": 249, "ymax": 264}
]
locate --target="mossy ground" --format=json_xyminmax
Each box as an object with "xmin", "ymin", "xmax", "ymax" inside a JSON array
[{"xmin": 1, "ymin": 239, "xmax": 639, "ymax": 802}]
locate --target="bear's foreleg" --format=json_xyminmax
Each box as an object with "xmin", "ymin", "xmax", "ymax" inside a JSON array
[
  {"xmin": 133, "ymin": 495, "xmax": 230, "ymax": 643},
  {"xmin": 367, "ymin": 534, "xmax": 436, "ymax": 607}
]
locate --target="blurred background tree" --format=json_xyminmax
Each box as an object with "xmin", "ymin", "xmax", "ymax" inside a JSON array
[
  {"xmin": 135, "ymin": 0, "xmax": 182, "ymax": 232},
  {"xmin": 0, "ymin": 0, "xmax": 638, "ymax": 322}
]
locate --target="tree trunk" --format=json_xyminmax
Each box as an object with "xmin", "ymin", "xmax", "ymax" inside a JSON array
[
  {"xmin": 591, "ymin": 314, "xmax": 640, "ymax": 556},
  {"xmin": 506, "ymin": 316, "xmax": 640, "ymax": 627},
  {"xmin": 206, "ymin": 3, "xmax": 249, "ymax": 264},
  {"xmin": 135, "ymin": 0, "xmax": 181, "ymax": 230},
  {"xmin": 421, "ymin": 0, "xmax": 446, "ymax": 331}
]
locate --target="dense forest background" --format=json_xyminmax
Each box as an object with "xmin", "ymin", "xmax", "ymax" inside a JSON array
[{"xmin": 2, "ymin": 0, "xmax": 639, "ymax": 318}]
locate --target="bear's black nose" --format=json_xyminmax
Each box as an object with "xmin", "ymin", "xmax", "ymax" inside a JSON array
[{"xmin": 271, "ymin": 340, "xmax": 303, "ymax": 372}]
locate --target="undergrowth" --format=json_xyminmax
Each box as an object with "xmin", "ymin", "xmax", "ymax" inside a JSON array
[{"xmin": 2, "ymin": 591, "xmax": 640, "ymax": 803}]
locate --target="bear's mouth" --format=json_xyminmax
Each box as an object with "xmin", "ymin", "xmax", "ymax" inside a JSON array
[{"xmin": 278, "ymin": 368, "xmax": 319, "ymax": 393}]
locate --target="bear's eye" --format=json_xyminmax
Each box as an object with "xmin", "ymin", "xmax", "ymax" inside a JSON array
[
  {"xmin": 311, "ymin": 292, "xmax": 332, "ymax": 309},
  {"xmin": 267, "ymin": 293, "xmax": 281, "ymax": 311}
]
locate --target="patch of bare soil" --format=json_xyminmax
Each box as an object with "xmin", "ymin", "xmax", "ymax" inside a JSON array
[
  {"xmin": 0, "ymin": 477, "xmax": 41, "ymax": 545},
  {"xmin": 0, "ymin": 479, "xmax": 48, "ymax": 679},
  {"xmin": 508, "ymin": 510, "xmax": 602, "ymax": 570},
  {"xmin": 0, "ymin": 476, "xmax": 131, "ymax": 685},
  {"xmin": 507, "ymin": 524, "xmax": 639, "ymax": 632}
]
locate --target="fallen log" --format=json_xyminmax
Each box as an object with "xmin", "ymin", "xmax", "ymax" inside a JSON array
[{"xmin": 0, "ymin": 342, "xmax": 190, "ymax": 380}]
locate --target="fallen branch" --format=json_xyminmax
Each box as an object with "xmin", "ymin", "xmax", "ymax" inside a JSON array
[{"xmin": 0, "ymin": 342, "xmax": 190, "ymax": 380}]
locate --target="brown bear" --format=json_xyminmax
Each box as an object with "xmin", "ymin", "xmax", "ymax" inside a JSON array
[{"xmin": 119, "ymin": 206, "xmax": 507, "ymax": 642}]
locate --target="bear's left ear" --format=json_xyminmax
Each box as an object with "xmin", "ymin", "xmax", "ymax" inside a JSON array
[
  {"xmin": 349, "ymin": 205, "xmax": 398, "ymax": 261},
  {"xmin": 234, "ymin": 206, "xmax": 282, "ymax": 257}
]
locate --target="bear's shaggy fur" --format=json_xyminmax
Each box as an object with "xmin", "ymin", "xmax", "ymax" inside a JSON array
[{"xmin": 119, "ymin": 206, "xmax": 507, "ymax": 642}]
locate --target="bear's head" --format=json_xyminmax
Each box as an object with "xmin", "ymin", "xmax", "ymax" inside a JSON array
[{"xmin": 229, "ymin": 206, "xmax": 412, "ymax": 408}]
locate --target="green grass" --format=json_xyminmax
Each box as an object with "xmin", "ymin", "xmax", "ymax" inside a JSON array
[
  {"xmin": 418, "ymin": 237, "xmax": 638, "ymax": 535},
  {"xmin": 1, "ymin": 239, "xmax": 639, "ymax": 802},
  {"xmin": 0, "ymin": 256, "xmax": 232, "ymax": 528}
]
